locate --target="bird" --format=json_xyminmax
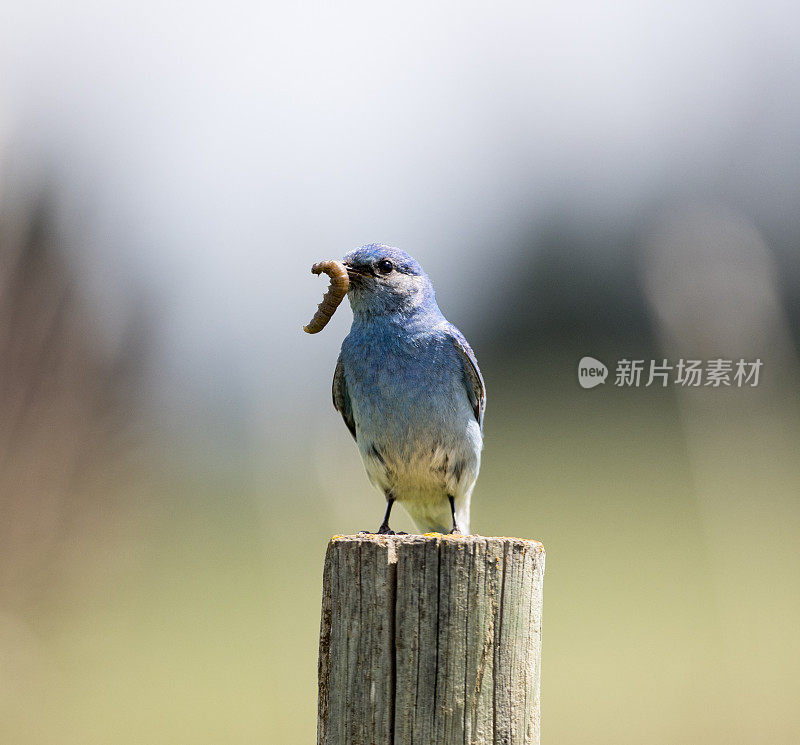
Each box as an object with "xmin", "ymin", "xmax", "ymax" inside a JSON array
[{"xmin": 332, "ymin": 244, "xmax": 485, "ymax": 535}]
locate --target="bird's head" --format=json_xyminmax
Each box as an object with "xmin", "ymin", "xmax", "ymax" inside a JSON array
[{"xmin": 343, "ymin": 244, "xmax": 437, "ymax": 318}]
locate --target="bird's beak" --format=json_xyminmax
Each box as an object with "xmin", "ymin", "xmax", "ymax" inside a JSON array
[{"xmin": 342, "ymin": 261, "xmax": 369, "ymax": 285}]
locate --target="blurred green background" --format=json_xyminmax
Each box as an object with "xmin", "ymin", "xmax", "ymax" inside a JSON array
[{"xmin": 2, "ymin": 2, "xmax": 800, "ymax": 743}]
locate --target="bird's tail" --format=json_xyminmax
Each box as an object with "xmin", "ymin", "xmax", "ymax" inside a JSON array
[{"xmin": 406, "ymin": 494, "xmax": 470, "ymax": 535}]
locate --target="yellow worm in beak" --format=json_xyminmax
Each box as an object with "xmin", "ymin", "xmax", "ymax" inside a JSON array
[{"xmin": 303, "ymin": 260, "xmax": 350, "ymax": 333}]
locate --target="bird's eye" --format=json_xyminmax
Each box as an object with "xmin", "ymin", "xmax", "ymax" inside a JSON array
[{"xmin": 377, "ymin": 259, "xmax": 394, "ymax": 274}]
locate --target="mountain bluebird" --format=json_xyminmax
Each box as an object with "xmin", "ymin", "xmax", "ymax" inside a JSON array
[{"xmin": 333, "ymin": 244, "xmax": 485, "ymax": 534}]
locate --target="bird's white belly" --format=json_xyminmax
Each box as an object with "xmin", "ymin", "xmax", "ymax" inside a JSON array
[{"xmin": 358, "ymin": 415, "xmax": 482, "ymax": 533}]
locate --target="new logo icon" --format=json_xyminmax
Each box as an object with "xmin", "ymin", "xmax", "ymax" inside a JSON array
[{"xmin": 578, "ymin": 357, "xmax": 608, "ymax": 388}]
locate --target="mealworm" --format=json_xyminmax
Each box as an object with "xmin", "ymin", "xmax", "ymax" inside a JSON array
[{"xmin": 303, "ymin": 260, "xmax": 350, "ymax": 333}]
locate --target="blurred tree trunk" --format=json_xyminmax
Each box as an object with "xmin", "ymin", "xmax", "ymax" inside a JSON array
[{"xmin": 0, "ymin": 191, "xmax": 148, "ymax": 609}]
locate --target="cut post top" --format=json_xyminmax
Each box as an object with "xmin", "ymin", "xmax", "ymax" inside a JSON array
[{"xmin": 329, "ymin": 532, "xmax": 544, "ymax": 553}]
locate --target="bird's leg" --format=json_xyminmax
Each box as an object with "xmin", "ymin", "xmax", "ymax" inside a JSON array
[
  {"xmin": 376, "ymin": 495, "xmax": 399, "ymax": 535},
  {"xmin": 448, "ymin": 495, "xmax": 461, "ymax": 535},
  {"xmin": 358, "ymin": 495, "xmax": 406, "ymax": 535}
]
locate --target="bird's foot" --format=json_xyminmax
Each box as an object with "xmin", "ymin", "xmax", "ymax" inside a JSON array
[
  {"xmin": 448, "ymin": 527, "xmax": 462, "ymax": 535},
  {"xmin": 358, "ymin": 527, "xmax": 407, "ymax": 536}
]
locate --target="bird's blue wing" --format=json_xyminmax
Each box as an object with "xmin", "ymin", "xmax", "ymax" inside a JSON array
[
  {"xmin": 332, "ymin": 355, "xmax": 357, "ymax": 441},
  {"xmin": 446, "ymin": 325, "xmax": 486, "ymax": 430}
]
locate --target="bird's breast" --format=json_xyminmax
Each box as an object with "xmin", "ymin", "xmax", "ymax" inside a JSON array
[{"xmin": 342, "ymin": 330, "xmax": 466, "ymax": 436}]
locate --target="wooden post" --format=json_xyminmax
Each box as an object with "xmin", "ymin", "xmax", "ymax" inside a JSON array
[{"xmin": 317, "ymin": 533, "xmax": 545, "ymax": 745}]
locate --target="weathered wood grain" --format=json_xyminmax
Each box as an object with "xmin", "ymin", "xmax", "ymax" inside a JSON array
[{"xmin": 318, "ymin": 534, "xmax": 545, "ymax": 745}]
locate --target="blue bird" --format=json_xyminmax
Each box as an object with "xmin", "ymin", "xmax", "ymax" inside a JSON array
[{"xmin": 333, "ymin": 244, "xmax": 485, "ymax": 534}]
